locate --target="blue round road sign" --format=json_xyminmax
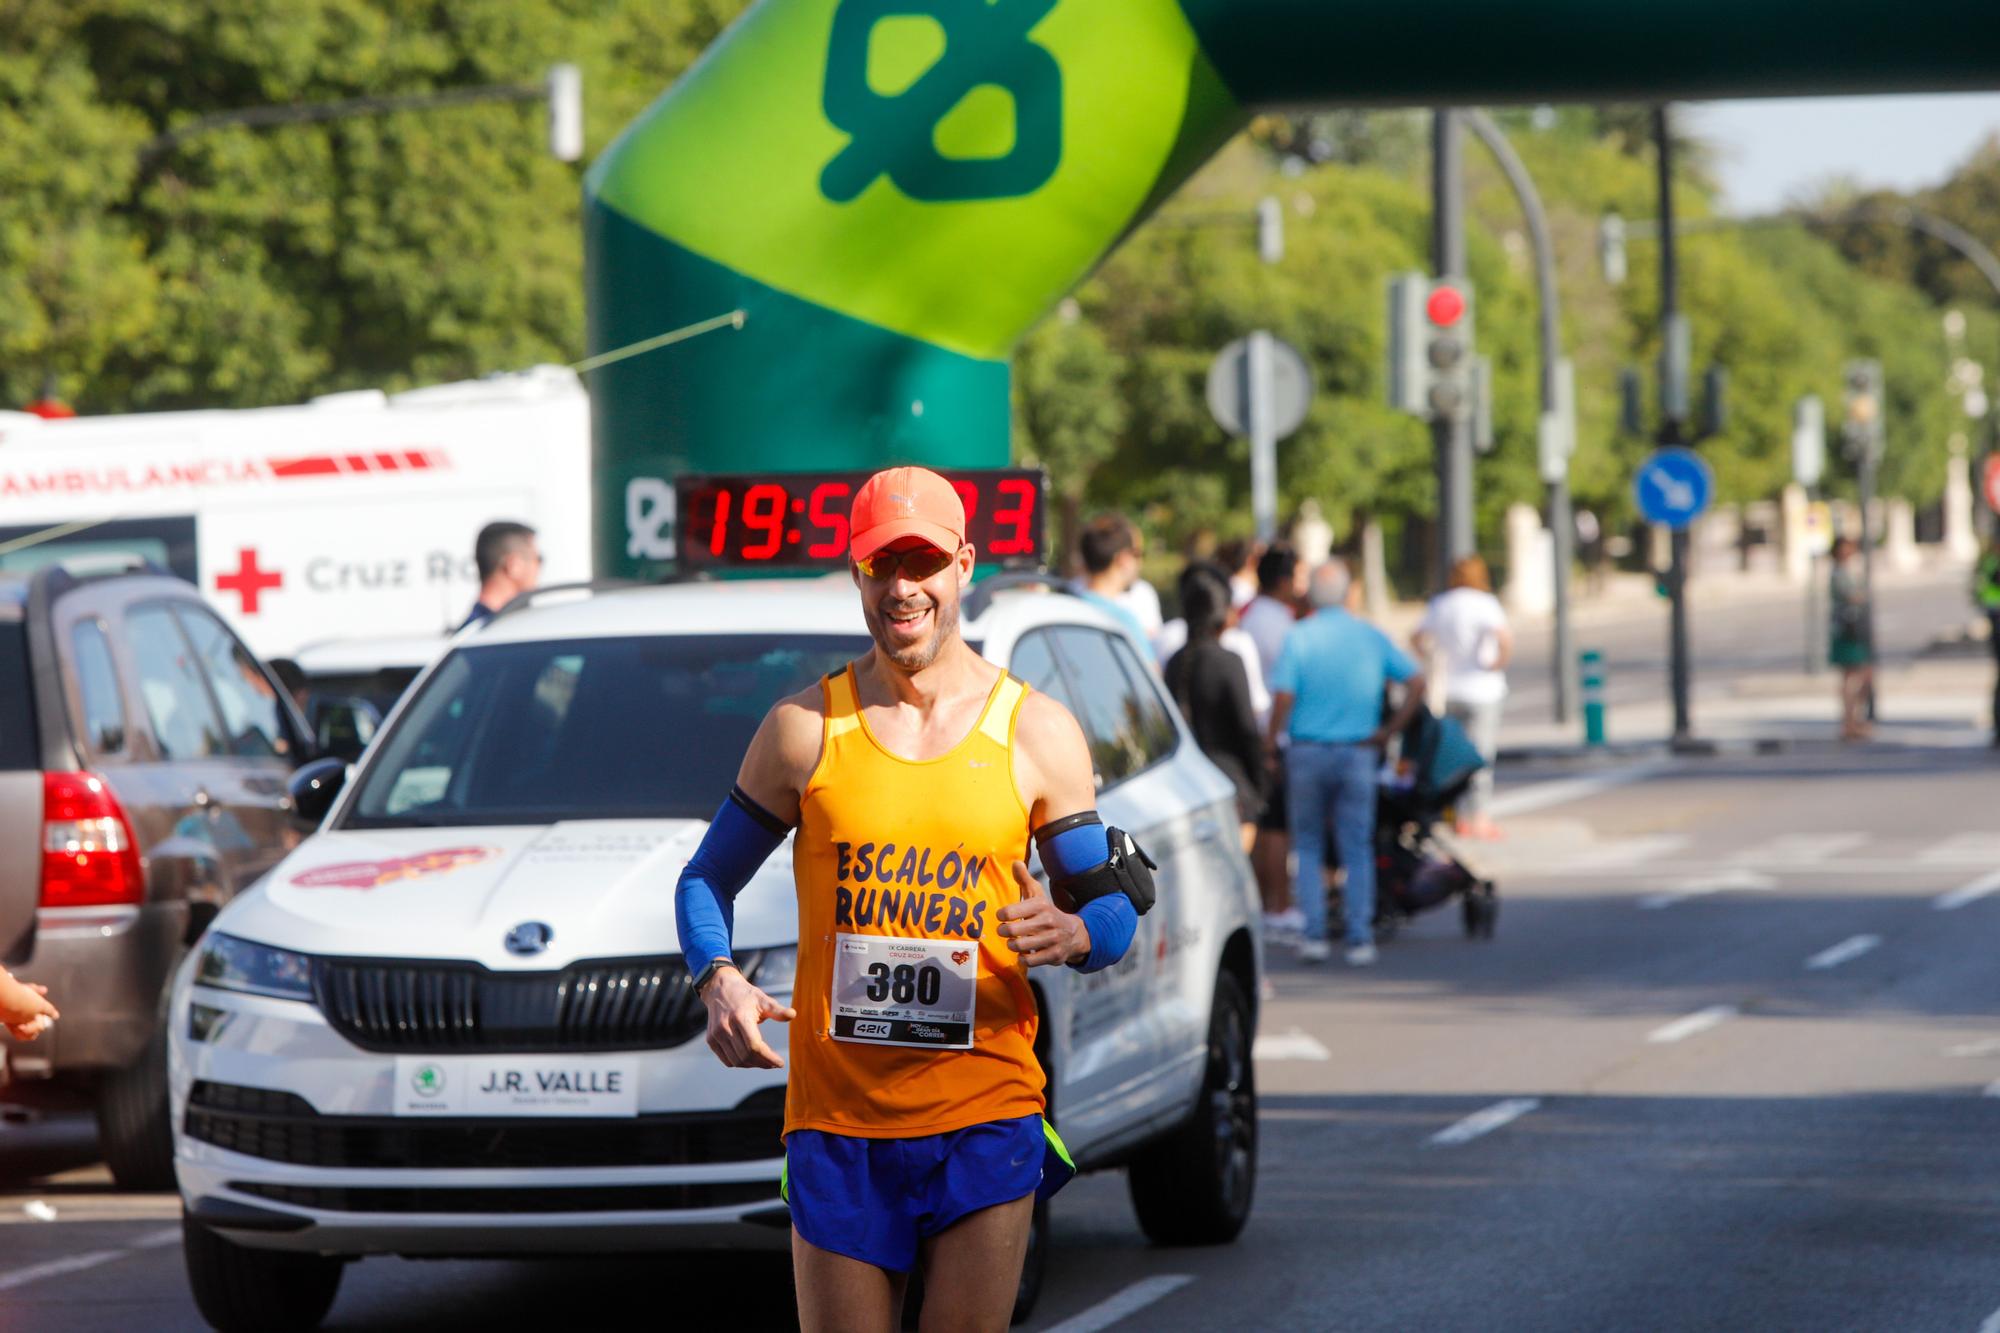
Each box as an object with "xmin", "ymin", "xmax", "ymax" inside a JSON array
[{"xmin": 1634, "ymin": 447, "xmax": 1715, "ymax": 530}]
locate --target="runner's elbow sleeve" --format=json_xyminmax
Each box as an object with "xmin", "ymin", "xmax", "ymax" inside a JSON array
[
  {"xmin": 1072, "ymin": 894, "xmax": 1138, "ymax": 973},
  {"xmin": 1033, "ymin": 816, "xmax": 1142, "ymax": 972},
  {"xmin": 675, "ymin": 786, "xmax": 789, "ymax": 978}
]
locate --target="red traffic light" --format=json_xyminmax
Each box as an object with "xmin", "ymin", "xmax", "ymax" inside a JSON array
[{"xmin": 1426, "ymin": 285, "xmax": 1466, "ymax": 328}]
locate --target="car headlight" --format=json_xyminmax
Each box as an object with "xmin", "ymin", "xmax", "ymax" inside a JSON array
[
  {"xmin": 194, "ymin": 933, "xmax": 315, "ymax": 1002},
  {"xmin": 746, "ymin": 945, "xmax": 797, "ymax": 995}
]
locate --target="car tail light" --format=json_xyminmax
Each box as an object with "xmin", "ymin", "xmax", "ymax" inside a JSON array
[{"xmin": 41, "ymin": 772, "xmax": 144, "ymax": 909}]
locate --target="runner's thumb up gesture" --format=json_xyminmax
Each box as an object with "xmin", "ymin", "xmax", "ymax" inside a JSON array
[
  {"xmin": 998, "ymin": 861, "xmax": 1090, "ymax": 969},
  {"xmin": 699, "ymin": 965, "xmax": 794, "ymax": 1070}
]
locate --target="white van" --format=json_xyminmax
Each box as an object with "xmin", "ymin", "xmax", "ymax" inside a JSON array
[{"xmin": 0, "ymin": 367, "xmax": 591, "ymax": 660}]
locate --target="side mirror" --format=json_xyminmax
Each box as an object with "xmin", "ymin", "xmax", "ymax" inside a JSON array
[
  {"xmin": 287, "ymin": 757, "xmax": 349, "ymax": 825},
  {"xmin": 309, "ymin": 696, "xmax": 383, "ymax": 763}
]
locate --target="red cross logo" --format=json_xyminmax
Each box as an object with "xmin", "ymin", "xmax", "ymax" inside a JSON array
[{"xmin": 216, "ymin": 547, "xmax": 283, "ymax": 615}]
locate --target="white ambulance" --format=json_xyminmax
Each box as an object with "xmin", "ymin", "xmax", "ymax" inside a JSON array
[{"xmin": 0, "ymin": 366, "xmax": 591, "ymax": 661}]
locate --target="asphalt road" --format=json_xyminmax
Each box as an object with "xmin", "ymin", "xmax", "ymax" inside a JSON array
[{"xmin": 4, "ymin": 743, "xmax": 1999, "ymax": 1329}]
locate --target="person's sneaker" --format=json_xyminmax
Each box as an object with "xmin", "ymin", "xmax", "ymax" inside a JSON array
[
  {"xmin": 1297, "ymin": 939, "xmax": 1333, "ymax": 964},
  {"xmin": 1345, "ymin": 943, "xmax": 1378, "ymax": 967},
  {"xmin": 1272, "ymin": 907, "xmax": 1307, "ymax": 934}
]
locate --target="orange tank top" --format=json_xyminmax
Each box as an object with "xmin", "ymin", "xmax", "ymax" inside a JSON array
[{"xmin": 784, "ymin": 664, "xmax": 1043, "ymax": 1138}]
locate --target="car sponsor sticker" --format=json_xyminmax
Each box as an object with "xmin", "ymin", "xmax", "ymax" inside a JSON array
[
  {"xmin": 393, "ymin": 1055, "xmax": 640, "ymax": 1117},
  {"xmin": 291, "ymin": 846, "xmax": 497, "ymax": 890}
]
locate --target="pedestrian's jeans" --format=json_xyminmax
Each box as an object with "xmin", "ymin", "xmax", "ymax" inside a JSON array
[{"xmin": 1286, "ymin": 741, "xmax": 1378, "ymax": 946}]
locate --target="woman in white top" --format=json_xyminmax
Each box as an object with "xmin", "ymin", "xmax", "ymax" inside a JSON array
[{"xmin": 1412, "ymin": 554, "xmax": 1512, "ymax": 839}]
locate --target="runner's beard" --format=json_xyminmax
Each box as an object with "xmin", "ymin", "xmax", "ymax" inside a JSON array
[{"xmin": 869, "ymin": 591, "xmax": 958, "ymax": 673}]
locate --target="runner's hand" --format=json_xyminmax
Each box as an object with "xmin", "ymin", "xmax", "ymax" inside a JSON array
[
  {"xmin": 0, "ymin": 975, "xmax": 56, "ymax": 1043},
  {"xmin": 998, "ymin": 862, "xmax": 1090, "ymax": 968},
  {"xmin": 699, "ymin": 966, "xmax": 793, "ymax": 1069}
]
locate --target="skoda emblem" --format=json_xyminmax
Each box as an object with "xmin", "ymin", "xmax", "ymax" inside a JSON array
[{"xmin": 505, "ymin": 921, "xmax": 554, "ymax": 956}]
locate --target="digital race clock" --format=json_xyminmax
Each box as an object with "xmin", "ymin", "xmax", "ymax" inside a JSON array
[{"xmin": 674, "ymin": 469, "xmax": 1045, "ymax": 571}]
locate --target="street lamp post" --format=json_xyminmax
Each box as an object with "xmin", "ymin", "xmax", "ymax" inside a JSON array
[{"xmin": 1464, "ymin": 110, "xmax": 1577, "ymax": 724}]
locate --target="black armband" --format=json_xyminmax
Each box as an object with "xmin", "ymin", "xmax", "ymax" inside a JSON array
[
  {"xmin": 1033, "ymin": 812, "xmax": 1158, "ymax": 916},
  {"xmin": 729, "ymin": 784, "xmax": 793, "ymax": 836}
]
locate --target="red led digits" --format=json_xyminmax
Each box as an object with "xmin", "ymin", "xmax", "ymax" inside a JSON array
[
  {"xmin": 707, "ymin": 488, "xmax": 732, "ymax": 557},
  {"xmin": 806, "ymin": 481, "xmax": 851, "ymax": 557},
  {"xmin": 988, "ymin": 478, "xmax": 1037, "ymax": 555},
  {"xmin": 740, "ymin": 482, "xmax": 787, "ymax": 560}
]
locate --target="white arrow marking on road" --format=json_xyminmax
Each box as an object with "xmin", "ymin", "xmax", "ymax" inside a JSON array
[
  {"xmin": 1638, "ymin": 870, "xmax": 1778, "ymax": 910},
  {"xmin": 1947, "ymin": 1038, "xmax": 2000, "ymax": 1058},
  {"xmin": 1253, "ymin": 1028, "xmax": 1331, "ymax": 1062},
  {"xmin": 1918, "ymin": 833, "xmax": 2000, "ymax": 866},
  {"xmin": 1647, "ymin": 1005, "xmax": 1738, "ymax": 1045},
  {"xmin": 1934, "ymin": 869, "xmax": 2000, "ymax": 912},
  {"xmin": 1427, "ymin": 1098, "xmax": 1541, "ymax": 1147},
  {"xmin": 0, "ymin": 1226, "xmax": 177, "ymax": 1294},
  {"xmin": 1804, "ymin": 935, "xmax": 1881, "ymax": 971},
  {"xmin": 1729, "ymin": 832, "xmax": 1867, "ymax": 866},
  {"xmin": 1487, "ymin": 760, "xmax": 1671, "ymax": 819},
  {"xmin": 1041, "ymin": 1275, "xmax": 1196, "ymax": 1333}
]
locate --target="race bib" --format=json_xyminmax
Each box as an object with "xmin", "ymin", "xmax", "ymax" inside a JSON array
[{"xmin": 830, "ymin": 933, "xmax": 978, "ymax": 1049}]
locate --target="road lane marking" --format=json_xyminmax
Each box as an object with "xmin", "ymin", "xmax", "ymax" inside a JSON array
[
  {"xmin": 1253, "ymin": 1029, "xmax": 1331, "ymax": 1062},
  {"xmin": 1042, "ymin": 1275, "xmax": 1195, "ymax": 1333},
  {"xmin": 0, "ymin": 1225, "xmax": 177, "ymax": 1294},
  {"xmin": 1728, "ymin": 832, "xmax": 1867, "ymax": 865},
  {"xmin": 1568, "ymin": 835, "xmax": 1692, "ymax": 870},
  {"xmin": 1427, "ymin": 1098, "xmax": 1540, "ymax": 1147},
  {"xmin": 1978, "ymin": 1303, "xmax": 2000, "ymax": 1333},
  {"xmin": 1918, "ymin": 832, "xmax": 2000, "ymax": 865},
  {"xmin": 1934, "ymin": 869, "xmax": 2000, "ymax": 912},
  {"xmin": 1804, "ymin": 935, "xmax": 1881, "ymax": 971},
  {"xmin": 1647, "ymin": 1005, "xmax": 1738, "ymax": 1044},
  {"xmin": 1487, "ymin": 761, "xmax": 1670, "ymax": 818},
  {"xmin": 1638, "ymin": 870, "xmax": 1777, "ymax": 910},
  {"xmin": 1984, "ymin": 1080, "xmax": 2000, "ymax": 1100}
]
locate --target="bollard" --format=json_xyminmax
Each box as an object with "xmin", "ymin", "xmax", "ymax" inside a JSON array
[{"xmin": 1581, "ymin": 649, "xmax": 1606, "ymax": 746}]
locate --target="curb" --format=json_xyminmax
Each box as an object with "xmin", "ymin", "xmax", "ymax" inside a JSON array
[{"xmin": 1496, "ymin": 736, "xmax": 1791, "ymax": 766}]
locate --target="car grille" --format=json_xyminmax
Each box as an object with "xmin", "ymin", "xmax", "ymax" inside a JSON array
[
  {"xmin": 310, "ymin": 953, "xmax": 712, "ymax": 1053},
  {"xmin": 229, "ymin": 1180, "xmax": 777, "ymax": 1214},
  {"xmin": 186, "ymin": 1082, "xmax": 786, "ymax": 1171}
]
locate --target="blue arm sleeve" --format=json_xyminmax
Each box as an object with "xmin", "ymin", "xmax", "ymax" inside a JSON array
[
  {"xmin": 1039, "ymin": 821, "xmax": 1139, "ymax": 974},
  {"xmin": 674, "ymin": 788, "xmax": 788, "ymax": 981}
]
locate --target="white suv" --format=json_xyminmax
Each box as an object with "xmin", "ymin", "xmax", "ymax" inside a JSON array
[{"xmin": 168, "ymin": 576, "xmax": 1263, "ymax": 1331}]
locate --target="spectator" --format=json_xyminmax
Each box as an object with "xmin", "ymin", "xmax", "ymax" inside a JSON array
[
  {"xmin": 1215, "ymin": 537, "xmax": 1260, "ymax": 610},
  {"xmin": 1267, "ymin": 559, "xmax": 1427, "ymax": 966},
  {"xmin": 1973, "ymin": 534, "xmax": 2000, "ymax": 746},
  {"xmin": 1155, "ymin": 561, "xmax": 1271, "ymax": 726},
  {"xmin": 1829, "ymin": 535, "xmax": 1873, "ymax": 741},
  {"xmin": 1164, "ymin": 570, "xmax": 1265, "ymax": 851},
  {"xmin": 1071, "ymin": 514, "xmax": 1156, "ymax": 661},
  {"xmin": 1239, "ymin": 543, "xmax": 1304, "ymax": 934},
  {"xmin": 1412, "ymin": 555, "xmax": 1512, "ymax": 839},
  {"xmin": 266, "ymin": 656, "xmax": 310, "ymax": 714},
  {"xmin": 461, "ymin": 521, "xmax": 542, "ymax": 631}
]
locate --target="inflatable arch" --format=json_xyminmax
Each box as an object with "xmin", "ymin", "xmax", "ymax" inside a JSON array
[{"xmin": 585, "ymin": 0, "xmax": 1999, "ymax": 577}]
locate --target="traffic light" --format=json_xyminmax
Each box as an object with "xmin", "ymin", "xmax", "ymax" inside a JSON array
[
  {"xmin": 1697, "ymin": 364, "xmax": 1728, "ymax": 442},
  {"xmin": 1842, "ymin": 359, "xmax": 1885, "ymax": 462},
  {"xmin": 1386, "ymin": 274, "xmax": 1477, "ymax": 422},
  {"xmin": 1618, "ymin": 367, "xmax": 1645, "ymax": 437}
]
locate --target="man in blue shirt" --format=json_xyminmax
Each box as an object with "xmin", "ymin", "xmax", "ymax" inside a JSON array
[{"xmin": 1267, "ymin": 560, "xmax": 1427, "ymax": 965}]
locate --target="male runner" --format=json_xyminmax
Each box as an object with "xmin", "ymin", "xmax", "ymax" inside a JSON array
[{"xmin": 675, "ymin": 466, "xmax": 1147, "ymax": 1332}]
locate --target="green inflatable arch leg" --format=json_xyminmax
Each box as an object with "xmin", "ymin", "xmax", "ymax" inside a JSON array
[{"xmin": 585, "ymin": 0, "xmax": 2000, "ymax": 579}]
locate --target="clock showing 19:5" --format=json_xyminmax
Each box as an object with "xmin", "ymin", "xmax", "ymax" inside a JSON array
[{"xmin": 674, "ymin": 469, "xmax": 1045, "ymax": 570}]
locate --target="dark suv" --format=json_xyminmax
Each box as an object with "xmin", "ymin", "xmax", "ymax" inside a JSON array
[{"xmin": 1, "ymin": 564, "xmax": 312, "ymax": 1187}]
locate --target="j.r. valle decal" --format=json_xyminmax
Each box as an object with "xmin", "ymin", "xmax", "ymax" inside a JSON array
[{"xmin": 292, "ymin": 846, "xmax": 497, "ymax": 890}]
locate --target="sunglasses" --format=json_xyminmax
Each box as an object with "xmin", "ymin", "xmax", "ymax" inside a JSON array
[{"xmin": 855, "ymin": 545, "xmax": 956, "ymax": 581}]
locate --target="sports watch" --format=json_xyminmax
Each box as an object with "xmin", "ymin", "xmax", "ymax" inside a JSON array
[{"xmin": 693, "ymin": 957, "xmax": 738, "ymax": 996}]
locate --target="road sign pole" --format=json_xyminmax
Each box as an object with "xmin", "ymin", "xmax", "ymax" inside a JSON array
[
  {"xmin": 1858, "ymin": 443, "xmax": 1880, "ymax": 721},
  {"xmin": 1654, "ymin": 105, "xmax": 1695, "ymax": 746},
  {"xmin": 1248, "ymin": 329, "xmax": 1279, "ymax": 543},
  {"xmin": 1432, "ymin": 109, "xmax": 1474, "ymax": 585}
]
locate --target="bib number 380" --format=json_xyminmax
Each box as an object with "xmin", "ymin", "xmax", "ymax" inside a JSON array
[{"xmin": 831, "ymin": 934, "xmax": 978, "ymax": 1049}]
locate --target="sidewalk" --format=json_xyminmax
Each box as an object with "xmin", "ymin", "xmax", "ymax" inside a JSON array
[{"xmin": 1495, "ymin": 653, "xmax": 1993, "ymax": 759}]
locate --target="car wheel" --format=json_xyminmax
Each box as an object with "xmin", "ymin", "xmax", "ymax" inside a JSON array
[
  {"xmin": 95, "ymin": 1025, "xmax": 175, "ymax": 1191},
  {"xmin": 182, "ymin": 1210, "xmax": 342, "ymax": 1333},
  {"xmin": 1126, "ymin": 971, "xmax": 1256, "ymax": 1246}
]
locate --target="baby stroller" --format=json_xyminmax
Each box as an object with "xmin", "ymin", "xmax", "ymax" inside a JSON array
[{"xmin": 1327, "ymin": 708, "xmax": 1499, "ymax": 940}]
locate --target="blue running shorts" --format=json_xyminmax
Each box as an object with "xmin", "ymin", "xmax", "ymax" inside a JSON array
[{"xmin": 784, "ymin": 1115, "xmax": 1074, "ymax": 1273}]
